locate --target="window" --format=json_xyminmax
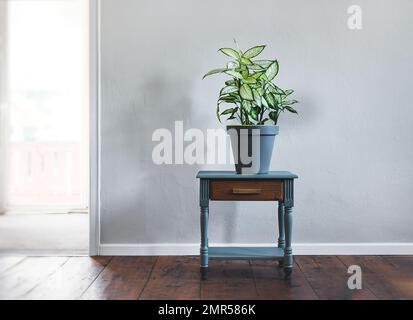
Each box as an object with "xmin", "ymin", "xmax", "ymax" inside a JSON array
[{"xmin": 0, "ymin": 0, "xmax": 89, "ymax": 213}]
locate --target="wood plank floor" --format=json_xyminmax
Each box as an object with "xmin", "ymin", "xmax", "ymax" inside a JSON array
[{"xmin": 0, "ymin": 255, "xmax": 412, "ymax": 300}]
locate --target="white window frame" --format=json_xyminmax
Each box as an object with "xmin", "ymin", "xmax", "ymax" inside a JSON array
[{"xmin": 89, "ymin": 0, "xmax": 100, "ymax": 256}]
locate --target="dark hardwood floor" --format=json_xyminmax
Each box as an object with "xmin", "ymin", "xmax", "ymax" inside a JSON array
[{"xmin": 0, "ymin": 255, "xmax": 412, "ymax": 300}]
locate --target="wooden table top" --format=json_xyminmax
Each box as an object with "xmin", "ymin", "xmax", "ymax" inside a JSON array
[{"xmin": 196, "ymin": 171, "xmax": 298, "ymax": 179}]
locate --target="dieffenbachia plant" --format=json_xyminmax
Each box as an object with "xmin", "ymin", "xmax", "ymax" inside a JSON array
[{"xmin": 203, "ymin": 45, "xmax": 298, "ymax": 125}]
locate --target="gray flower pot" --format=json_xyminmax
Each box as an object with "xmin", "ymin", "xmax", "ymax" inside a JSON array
[{"xmin": 227, "ymin": 125, "xmax": 279, "ymax": 174}]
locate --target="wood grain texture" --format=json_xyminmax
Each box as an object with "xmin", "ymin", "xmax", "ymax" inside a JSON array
[
  {"xmin": 383, "ymin": 256, "xmax": 413, "ymax": 299},
  {"xmin": 210, "ymin": 180, "xmax": 283, "ymax": 201},
  {"xmin": 251, "ymin": 260, "xmax": 318, "ymax": 300},
  {"xmin": 295, "ymin": 256, "xmax": 377, "ymax": 300},
  {"xmin": 0, "ymin": 256, "xmax": 25, "ymax": 275},
  {"xmin": 201, "ymin": 260, "xmax": 258, "ymax": 300},
  {"xmin": 0, "ymin": 257, "xmax": 68, "ymax": 299},
  {"xmin": 338, "ymin": 256, "xmax": 413, "ymax": 299},
  {"xmin": 0, "ymin": 255, "xmax": 412, "ymax": 300},
  {"xmin": 23, "ymin": 256, "xmax": 112, "ymax": 300},
  {"xmin": 140, "ymin": 256, "xmax": 200, "ymax": 300},
  {"xmin": 81, "ymin": 256, "xmax": 157, "ymax": 300},
  {"xmin": 338, "ymin": 256, "xmax": 398, "ymax": 299}
]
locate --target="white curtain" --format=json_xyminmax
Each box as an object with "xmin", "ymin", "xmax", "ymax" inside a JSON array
[{"xmin": 0, "ymin": 1, "xmax": 8, "ymax": 213}]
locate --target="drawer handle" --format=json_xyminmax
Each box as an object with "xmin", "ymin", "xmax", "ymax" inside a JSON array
[{"xmin": 232, "ymin": 188, "xmax": 262, "ymax": 194}]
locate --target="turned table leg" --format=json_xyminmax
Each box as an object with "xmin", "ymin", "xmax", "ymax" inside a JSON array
[
  {"xmin": 283, "ymin": 206, "xmax": 293, "ymax": 278},
  {"xmin": 277, "ymin": 202, "xmax": 285, "ymax": 268},
  {"xmin": 200, "ymin": 205, "xmax": 209, "ymax": 280},
  {"xmin": 199, "ymin": 179, "xmax": 209, "ymax": 280}
]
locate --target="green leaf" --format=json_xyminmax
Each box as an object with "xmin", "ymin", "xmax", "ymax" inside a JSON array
[
  {"xmin": 259, "ymin": 73, "xmax": 269, "ymax": 82},
  {"xmin": 253, "ymin": 89, "xmax": 261, "ymax": 106},
  {"xmin": 240, "ymin": 84, "xmax": 254, "ymax": 101},
  {"xmin": 275, "ymin": 86, "xmax": 285, "ymax": 95},
  {"xmin": 254, "ymin": 60, "xmax": 273, "ymax": 68},
  {"xmin": 218, "ymin": 92, "xmax": 239, "ymax": 103},
  {"xmin": 251, "ymin": 71, "xmax": 265, "ymax": 79},
  {"xmin": 228, "ymin": 92, "xmax": 242, "ymax": 102},
  {"xmin": 218, "ymin": 96, "xmax": 237, "ymax": 103},
  {"xmin": 240, "ymin": 67, "xmax": 249, "ymax": 78},
  {"xmin": 240, "ymin": 57, "xmax": 253, "ymax": 65},
  {"xmin": 243, "ymin": 77, "xmax": 257, "ymax": 84},
  {"xmin": 283, "ymin": 100, "xmax": 299, "ymax": 105},
  {"xmin": 225, "ymin": 79, "xmax": 237, "ymax": 86},
  {"xmin": 250, "ymin": 106, "xmax": 260, "ymax": 121},
  {"xmin": 207, "ymin": 45, "xmax": 295, "ymax": 125},
  {"xmin": 221, "ymin": 108, "xmax": 235, "ymax": 115},
  {"xmin": 265, "ymin": 61, "xmax": 279, "ymax": 81},
  {"xmin": 219, "ymin": 48, "xmax": 240, "ymax": 60},
  {"xmin": 268, "ymin": 83, "xmax": 285, "ymax": 95},
  {"xmin": 220, "ymin": 85, "xmax": 238, "ymax": 95},
  {"xmin": 224, "ymin": 69, "xmax": 243, "ymax": 79},
  {"xmin": 227, "ymin": 61, "xmax": 239, "ymax": 69},
  {"xmin": 269, "ymin": 111, "xmax": 279, "ymax": 123},
  {"xmin": 216, "ymin": 103, "xmax": 221, "ymax": 123},
  {"xmin": 265, "ymin": 93, "xmax": 276, "ymax": 107},
  {"xmin": 241, "ymin": 100, "xmax": 252, "ymax": 112},
  {"xmin": 243, "ymin": 45, "xmax": 266, "ymax": 59},
  {"xmin": 202, "ymin": 68, "xmax": 227, "ymax": 79},
  {"xmin": 261, "ymin": 96, "xmax": 269, "ymax": 107},
  {"xmin": 267, "ymin": 85, "xmax": 276, "ymax": 93},
  {"xmin": 248, "ymin": 64, "xmax": 265, "ymax": 71},
  {"xmin": 284, "ymin": 106, "xmax": 298, "ymax": 114},
  {"xmin": 229, "ymin": 107, "xmax": 239, "ymax": 118}
]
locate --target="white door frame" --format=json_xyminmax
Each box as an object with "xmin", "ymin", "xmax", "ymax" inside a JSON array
[{"xmin": 89, "ymin": 0, "xmax": 100, "ymax": 255}]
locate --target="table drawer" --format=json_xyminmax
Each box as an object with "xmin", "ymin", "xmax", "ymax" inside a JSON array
[{"xmin": 210, "ymin": 180, "xmax": 283, "ymax": 201}]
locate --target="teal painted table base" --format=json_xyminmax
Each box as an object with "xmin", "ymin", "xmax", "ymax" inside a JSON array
[{"xmin": 197, "ymin": 171, "xmax": 298, "ymax": 280}]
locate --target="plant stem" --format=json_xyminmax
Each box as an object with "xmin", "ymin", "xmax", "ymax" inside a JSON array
[{"xmin": 259, "ymin": 107, "xmax": 264, "ymax": 124}]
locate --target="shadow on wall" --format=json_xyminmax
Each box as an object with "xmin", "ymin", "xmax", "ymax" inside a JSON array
[
  {"xmin": 101, "ymin": 61, "xmax": 237, "ymax": 244},
  {"xmin": 136, "ymin": 75, "xmax": 238, "ymax": 244}
]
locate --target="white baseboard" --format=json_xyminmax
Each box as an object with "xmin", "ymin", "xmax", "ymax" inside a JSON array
[{"xmin": 99, "ymin": 242, "xmax": 413, "ymax": 256}]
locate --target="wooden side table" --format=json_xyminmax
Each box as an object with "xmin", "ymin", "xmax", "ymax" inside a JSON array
[{"xmin": 196, "ymin": 171, "xmax": 298, "ymax": 279}]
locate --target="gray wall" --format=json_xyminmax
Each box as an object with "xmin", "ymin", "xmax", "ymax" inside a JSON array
[
  {"xmin": 0, "ymin": 1, "xmax": 8, "ymax": 213},
  {"xmin": 100, "ymin": 0, "xmax": 413, "ymax": 246}
]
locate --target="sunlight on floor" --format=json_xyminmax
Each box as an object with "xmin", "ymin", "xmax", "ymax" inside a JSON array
[{"xmin": 0, "ymin": 214, "xmax": 88, "ymax": 255}]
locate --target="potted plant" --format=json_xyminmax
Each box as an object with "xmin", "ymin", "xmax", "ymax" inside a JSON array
[{"xmin": 203, "ymin": 44, "xmax": 298, "ymax": 174}]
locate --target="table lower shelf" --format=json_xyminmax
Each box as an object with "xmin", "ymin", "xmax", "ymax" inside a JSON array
[{"xmin": 208, "ymin": 247, "xmax": 284, "ymax": 260}]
